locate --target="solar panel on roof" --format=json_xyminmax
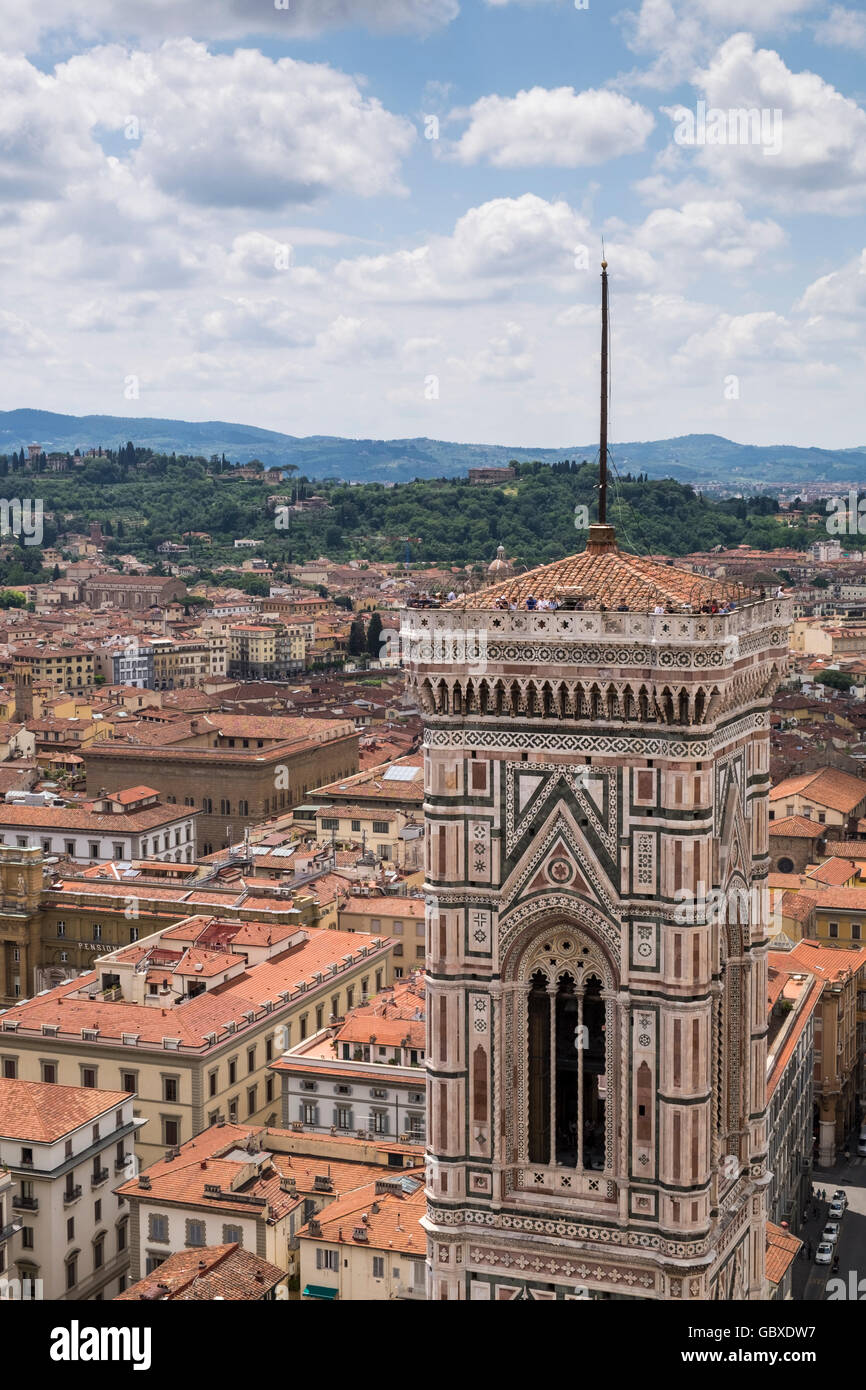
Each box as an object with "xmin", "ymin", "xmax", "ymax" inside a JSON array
[{"xmin": 383, "ymin": 765, "xmax": 421, "ymax": 781}]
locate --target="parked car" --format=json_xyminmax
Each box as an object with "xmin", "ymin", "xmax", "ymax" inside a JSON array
[
  {"xmin": 815, "ymin": 1242, "xmax": 834, "ymax": 1265},
  {"xmin": 831, "ymin": 1189, "xmax": 848, "ymax": 1210},
  {"xmin": 822, "ymin": 1222, "xmax": 841, "ymax": 1245},
  {"xmin": 858, "ymin": 1138, "xmax": 866, "ymax": 1156},
  {"xmin": 829, "ymin": 1199, "xmax": 846, "ymax": 1219}
]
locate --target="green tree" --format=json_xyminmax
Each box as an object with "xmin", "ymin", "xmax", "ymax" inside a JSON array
[
  {"xmin": 347, "ymin": 618, "xmax": 366, "ymax": 656},
  {"xmin": 366, "ymin": 612, "xmax": 383, "ymax": 658}
]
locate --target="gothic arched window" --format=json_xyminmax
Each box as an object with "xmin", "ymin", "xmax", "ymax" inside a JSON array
[{"xmin": 522, "ymin": 930, "xmax": 615, "ymax": 1174}]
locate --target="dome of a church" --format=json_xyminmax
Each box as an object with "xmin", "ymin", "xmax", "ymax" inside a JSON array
[{"xmin": 487, "ymin": 543, "xmax": 512, "ymax": 576}]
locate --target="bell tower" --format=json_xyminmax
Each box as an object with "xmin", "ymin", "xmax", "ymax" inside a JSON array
[{"xmin": 406, "ymin": 265, "xmax": 791, "ymax": 1301}]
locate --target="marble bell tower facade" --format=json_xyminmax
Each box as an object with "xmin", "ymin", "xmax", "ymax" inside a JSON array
[{"xmin": 404, "ymin": 536, "xmax": 791, "ymax": 1301}]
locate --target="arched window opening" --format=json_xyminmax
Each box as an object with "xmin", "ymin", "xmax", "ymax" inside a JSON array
[
  {"xmin": 527, "ymin": 971, "xmax": 551, "ymax": 1163},
  {"xmin": 581, "ymin": 976, "xmax": 606, "ymax": 1169},
  {"xmin": 555, "ymin": 974, "xmax": 578, "ymax": 1166}
]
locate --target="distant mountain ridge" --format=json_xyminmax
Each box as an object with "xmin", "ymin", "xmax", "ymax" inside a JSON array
[{"xmin": 1, "ymin": 408, "xmax": 864, "ymax": 489}]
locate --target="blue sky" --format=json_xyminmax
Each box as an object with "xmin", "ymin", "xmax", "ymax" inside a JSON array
[{"xmin": 0, "ymin": 0, "xmax": 864, "ymax": 451}]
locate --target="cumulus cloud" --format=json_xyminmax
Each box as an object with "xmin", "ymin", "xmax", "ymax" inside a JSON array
[
  {"xmin": 449, "ymin": 86, "xmax": 654, "ymax": 167},
  {"xmin": 659, "ymin": 34, "xmax": 866, "ymax": 212},
  {"xmin": 315, "ymin": 314, "xmax": 395, "ymax": 362},
  {"xmin": 0, "ymin": 0, "xmax": 460, "ymax": 52},
  {"xmin": 618, "ymin": 0, "xmax": 820, "ymax": 87},
  {"xmin": 334, "ymin": 194, "xmax": 589, "ymax": 302},
  {"xmin": 56, "ymin": 41, "xmax": 415, "ymax": 211},
  {"xmin": 814, "ymin": 4, "xmax": 866, "ymax": 50}
]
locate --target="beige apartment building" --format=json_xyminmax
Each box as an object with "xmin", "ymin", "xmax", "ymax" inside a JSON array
[
  {"xmin": 0, "ymin": 1078, "xmax": 142, "ymax": 1300},
  {"xmin": 299, "ymin": 1174, "xmax": 426, "ymax": 1300},
  {"xmin": 0, "ymin": 915, "xmax": 394, "ymax": 1166}
]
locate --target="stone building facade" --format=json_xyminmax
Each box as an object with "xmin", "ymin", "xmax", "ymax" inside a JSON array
[{"xmin": 405, "ymin": 524, "xmax": 792, "ymax": 1301}]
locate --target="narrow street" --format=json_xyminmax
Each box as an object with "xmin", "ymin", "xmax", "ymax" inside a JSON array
[{"xmin": 794, "ymin": 1138, "xmax": 866, "ymax": 1300}]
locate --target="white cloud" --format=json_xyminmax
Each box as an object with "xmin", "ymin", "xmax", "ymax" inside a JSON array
[
  {"xmin": 0, "ymin": 0, "xmax": 460, "ymax": 52},
  {"xmin": 662, "ymin": 34, "xmax": 866, "ymax": 212},
  {"xmin": 57, "ymin": 41, "xmax": 415, "ymax": 211},
  {"xmin": 796, "ymin": 249, "xmax": 866, "ymax": 318},
  {"xmin": 448, "ymin": 321, "xmax": 535, "ymax": 382},
  {"xmin": 619, "ymin": 0, "xmax": 820, "ymax": 87},
  {"xmin": 315, "ymin": 314, "xmax": 395, "ymax": 362},
  {"xmin": 335, "ymin": 194, "xmax": 590, "ymax": 301},
  {"xmin": 629, "ymin": 199, "xmax": 785, "ymax": 271},
  {"xmin": 450, "ymin": 86, "xmax": 654, "ymax": 168},
  {"xmin": 674, "ymin": 309, "xmax": 806, "ymax": 365},
  {"xmin": 814, "ymin": 4, "xmax": 866, "ymax": 50}
]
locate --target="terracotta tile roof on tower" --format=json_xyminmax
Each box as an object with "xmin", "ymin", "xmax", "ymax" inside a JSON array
[{"xmin": 451, "ymin": 526, "xmax": 747, "ymax": 611}]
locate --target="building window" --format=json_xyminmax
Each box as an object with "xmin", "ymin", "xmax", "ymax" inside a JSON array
[
  {"xmin": 228, "ymin": 1098, "xmax": 238, "ymax": 1124},
  {"xmin": 21, "ymin": 1227, "xmax": 34, "ymax": 1250},
  {"xmin": 163, "ymin": 1118, "xmax": 180, "ymax": 1147},
  {"xmin": 228, "ymin": 1060, "xmax": 237, "ymax": 1085},
  {"xmin": 223, "ymin": 1224, "xmax": 243, "ymax": 1246},
  {"xmin": 121, "ymin": 1072, "xmax": 136, "ymax": 1094},
  {"xmin": 373, "ymin": 821, "xmax": 389, "ymax": 835},
  {"xmin": 117, "ymin": 1221, "xmax": 127, "ymax": 1253},
  {"xmin": 299, "ymin": 1016, "xmax": 307, "ymax": 1041},
  {"xmin": 301, "ymin": 1102, "xmax": 316, "ymax": 1125},
  {"xmin": 315, "ymin": 1249, "xmax": 338, "ymax": 1272},
  {"xmin": 335, "ymin": 1106, "xmax": 352, "ymax": 1130},
  {"xmin": 67, "ymin": 1217, "xmax": 74, "ymax": 1241},
  {"xmin": 41, "ymin": 1061, "xmax": 57, "ymax": 1084},
  {"xmin": 247, "ymin": 1085, "xmax": 257, "ymax": 1116},
  {"xmin": 316, "ymin": 1006, "xmax": 324, "ymax": 1031},
  {"xmin": 148, "ymin": 1214, "xmax": 169, "ymax": 1243},
  {"xmin": 854, "ymin": 923, "xmax": 862, "ymax": 941},
  {"xmin": 89, "ymin": 843, "xmax": 99, "ymax": 859},
  {"xmin": 163, "ymin": 1077, "xmax": 178, "ymax": 1103},
  {"xmin": 57, "ymin": 921, "xmax": 66, "ymax": 937},
  {"xmin": 186, "ymin": 1219, "xmax": 206, "ymax": 1248},
  {"xmin": 265, "ymin": 1038, "xmax": 273, "ymax": 1063},
  {"xmin": 266, "ymin": 1075, "xmax": 274, "ymax": 1104},
  {"xmin": 81, "ymin": 1068, "xmax": 96, "ymax": 1088},
  {"xmin": 209, "ymin": 1070, "xmax": 218, "ymax": 1098},
  {"xmin": 526, "ymin": 967, "xmax": 607, "ymax": 1170},
  {"xmin": 321, "ymin": 818, "xmax": 338, "ymax": 831},
  {"xmin": 372, "ymin": 1255, "xmax": 385, "ymax": 1279},
  {"xmin": 129, "ymin": 927, "xmax": 139, "ymax": 943},
  {"xmin": 247, "ymin": 1046, "xmax": 255, "ymax": 1073},
  {"xmin": 346, "ymin": 988, "xmax": 354, "ymax": 1010},
  {"xmin": 830, "ymin": 922, "xmax": 839, "ymax": 938},
  {"xmin": 94, "ymin": 1235, "xmax": 105, "ymax": 1270},
  {"xmin": 145, "ymin": 1255, "xmax": 166, "ymax": 1276},
  {"xmin": 66, "ymin": 1256, "xmax": 77, "ymax": 1291}
]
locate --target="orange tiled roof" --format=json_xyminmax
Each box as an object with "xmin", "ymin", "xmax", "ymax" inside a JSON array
[
  {"xmin": 766, "ymin": 1222, "xmax": 802, "ymax": 1284},
  {"xmin": 452, "ymin": 527, "xmax": 745, "ymax": 610},
  {"xmin": 0, "ymin": 925, "xmax": 386, "ymax": 1049},
  {"xmin": 341, "ymin": 896, "xmax": 425, "ymax": 919},
  {"xmin": 768, "ymin": 815, "xmax": 827, "ymax": 839},
  {"xmin": 115, "ymin": 1243, "xmax": 285, "ymax": 1301},
  {"xmin": 299, "ymin": 1176, "xmax": 425, "ymax": 1254},
  {"xmin": 770, "ymin": 767, "xmax": 866, "ymax": 815},
  {"xmin": 787, "ymin": 938, "xmax": 866, "ymax": 981},
  {"xmin": 0, "ymin": 1077, "xmax": 130, "ymax": 1142},
  {"xmin": 805, "ymin": 859, "xmax": 860, "ymax": 886}
]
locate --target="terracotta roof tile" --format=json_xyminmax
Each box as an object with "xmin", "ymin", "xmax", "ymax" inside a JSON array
[
  {"xmin": 452, "ymin": 529, "xmax": 746, "ymax": 610},
  {"xmin": 0, "ymin": 1077, "xmax": 130, "ymax": 1142},
  {"xmin": 116, "ymin": 1244, "xmax": 285, "ymax": 1300}
]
